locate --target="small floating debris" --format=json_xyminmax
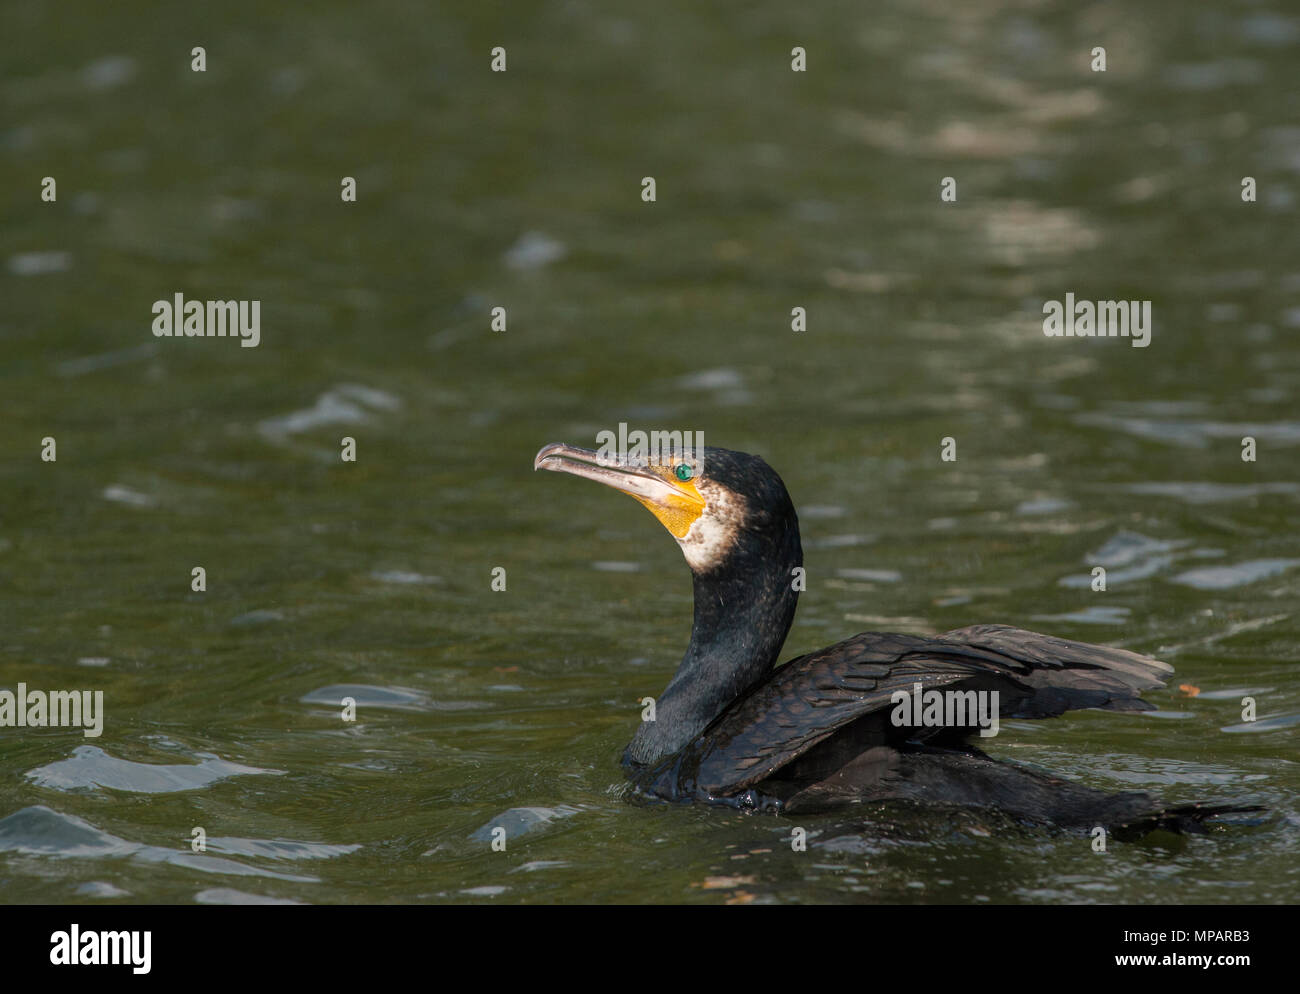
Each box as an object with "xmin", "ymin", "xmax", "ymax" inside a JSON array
[{"xmin": 693, "ymin": 875, "xmax": 756, "ymax": 890}]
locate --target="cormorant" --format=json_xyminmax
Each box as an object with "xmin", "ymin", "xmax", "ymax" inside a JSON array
[{"xmin": 535, "ymin": 442, "xmax": 1261, "ymax": 834}]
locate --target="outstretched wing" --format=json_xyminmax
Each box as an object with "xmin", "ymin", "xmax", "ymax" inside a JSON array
[{"xmin": 680, "ymin": 624, "xmax": 1172, "ymax": 797}]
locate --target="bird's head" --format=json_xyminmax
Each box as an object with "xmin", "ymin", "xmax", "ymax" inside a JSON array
[
  {"xmin": 533, "ymin": 442, "xmax": 797, "ymax": 575},
  {"xmin": 535, "ymin": 441, "xmax": 804, "ymax": 763}
]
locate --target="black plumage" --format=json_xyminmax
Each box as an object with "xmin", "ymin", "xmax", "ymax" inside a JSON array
[{"xmin": 536, "ymin": 443, "xmax": 1262, "ymax": 834}]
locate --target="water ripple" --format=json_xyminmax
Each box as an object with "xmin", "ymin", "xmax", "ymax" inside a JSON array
[
  {"xmin": 0, "ymin": 807, "xmax": 316, "ymax": 882},
  {"xmin": 27, "ymin": 746, "xmax": 283, "ymax": 794}
]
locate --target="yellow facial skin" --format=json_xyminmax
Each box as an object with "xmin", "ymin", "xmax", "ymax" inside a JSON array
[
  {"xmin": 534, "ymin": 443, "xmax": 707, "ymax": 540},
  {"xmin": 627, "ymin": 469, "xmax": 705, "ymax": 538}
]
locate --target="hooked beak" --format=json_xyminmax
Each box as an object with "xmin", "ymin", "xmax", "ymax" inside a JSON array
[{"xmin": 533, "ymin": 442, "xmax": 706, "ymax": 539}]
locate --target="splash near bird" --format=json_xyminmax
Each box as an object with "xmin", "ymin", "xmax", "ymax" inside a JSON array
[{"xmin": 535, "ymin": 443, "xmax": 1262, "ymax": 835}]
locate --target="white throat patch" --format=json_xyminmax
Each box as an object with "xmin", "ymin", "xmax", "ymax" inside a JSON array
[{"xmin": 677, "ymin": 482, "xmax": 745, "ymax": 572}]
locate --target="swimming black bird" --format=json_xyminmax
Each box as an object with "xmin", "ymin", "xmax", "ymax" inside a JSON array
[{"xmin": 535, "ymin": 442, "xmax": 1260, "ymax": 834}]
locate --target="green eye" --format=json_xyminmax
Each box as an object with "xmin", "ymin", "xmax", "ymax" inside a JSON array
[{"xmin": 674, "ymin": 463, "xmax": 694, "ymax": 482}]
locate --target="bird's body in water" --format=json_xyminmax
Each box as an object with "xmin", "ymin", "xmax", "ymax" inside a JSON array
[{"xmin": 535, "ymin": 442, "xmax": 1261, "ymax": 835}]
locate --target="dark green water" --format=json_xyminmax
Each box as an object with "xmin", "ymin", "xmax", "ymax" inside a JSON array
[{"xmin": 1, "ymin": 1, "xmax": 1296, "ymax": 903}]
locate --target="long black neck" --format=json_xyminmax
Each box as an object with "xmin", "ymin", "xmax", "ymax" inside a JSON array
[{"xmin": 625, "ymin": 509, "xmax": 802, "ymax": 766}]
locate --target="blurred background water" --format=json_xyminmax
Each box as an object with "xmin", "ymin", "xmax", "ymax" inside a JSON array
[{"xmin": 1, "ymin": 0, "xmax": 1297, "ymax": 903}]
